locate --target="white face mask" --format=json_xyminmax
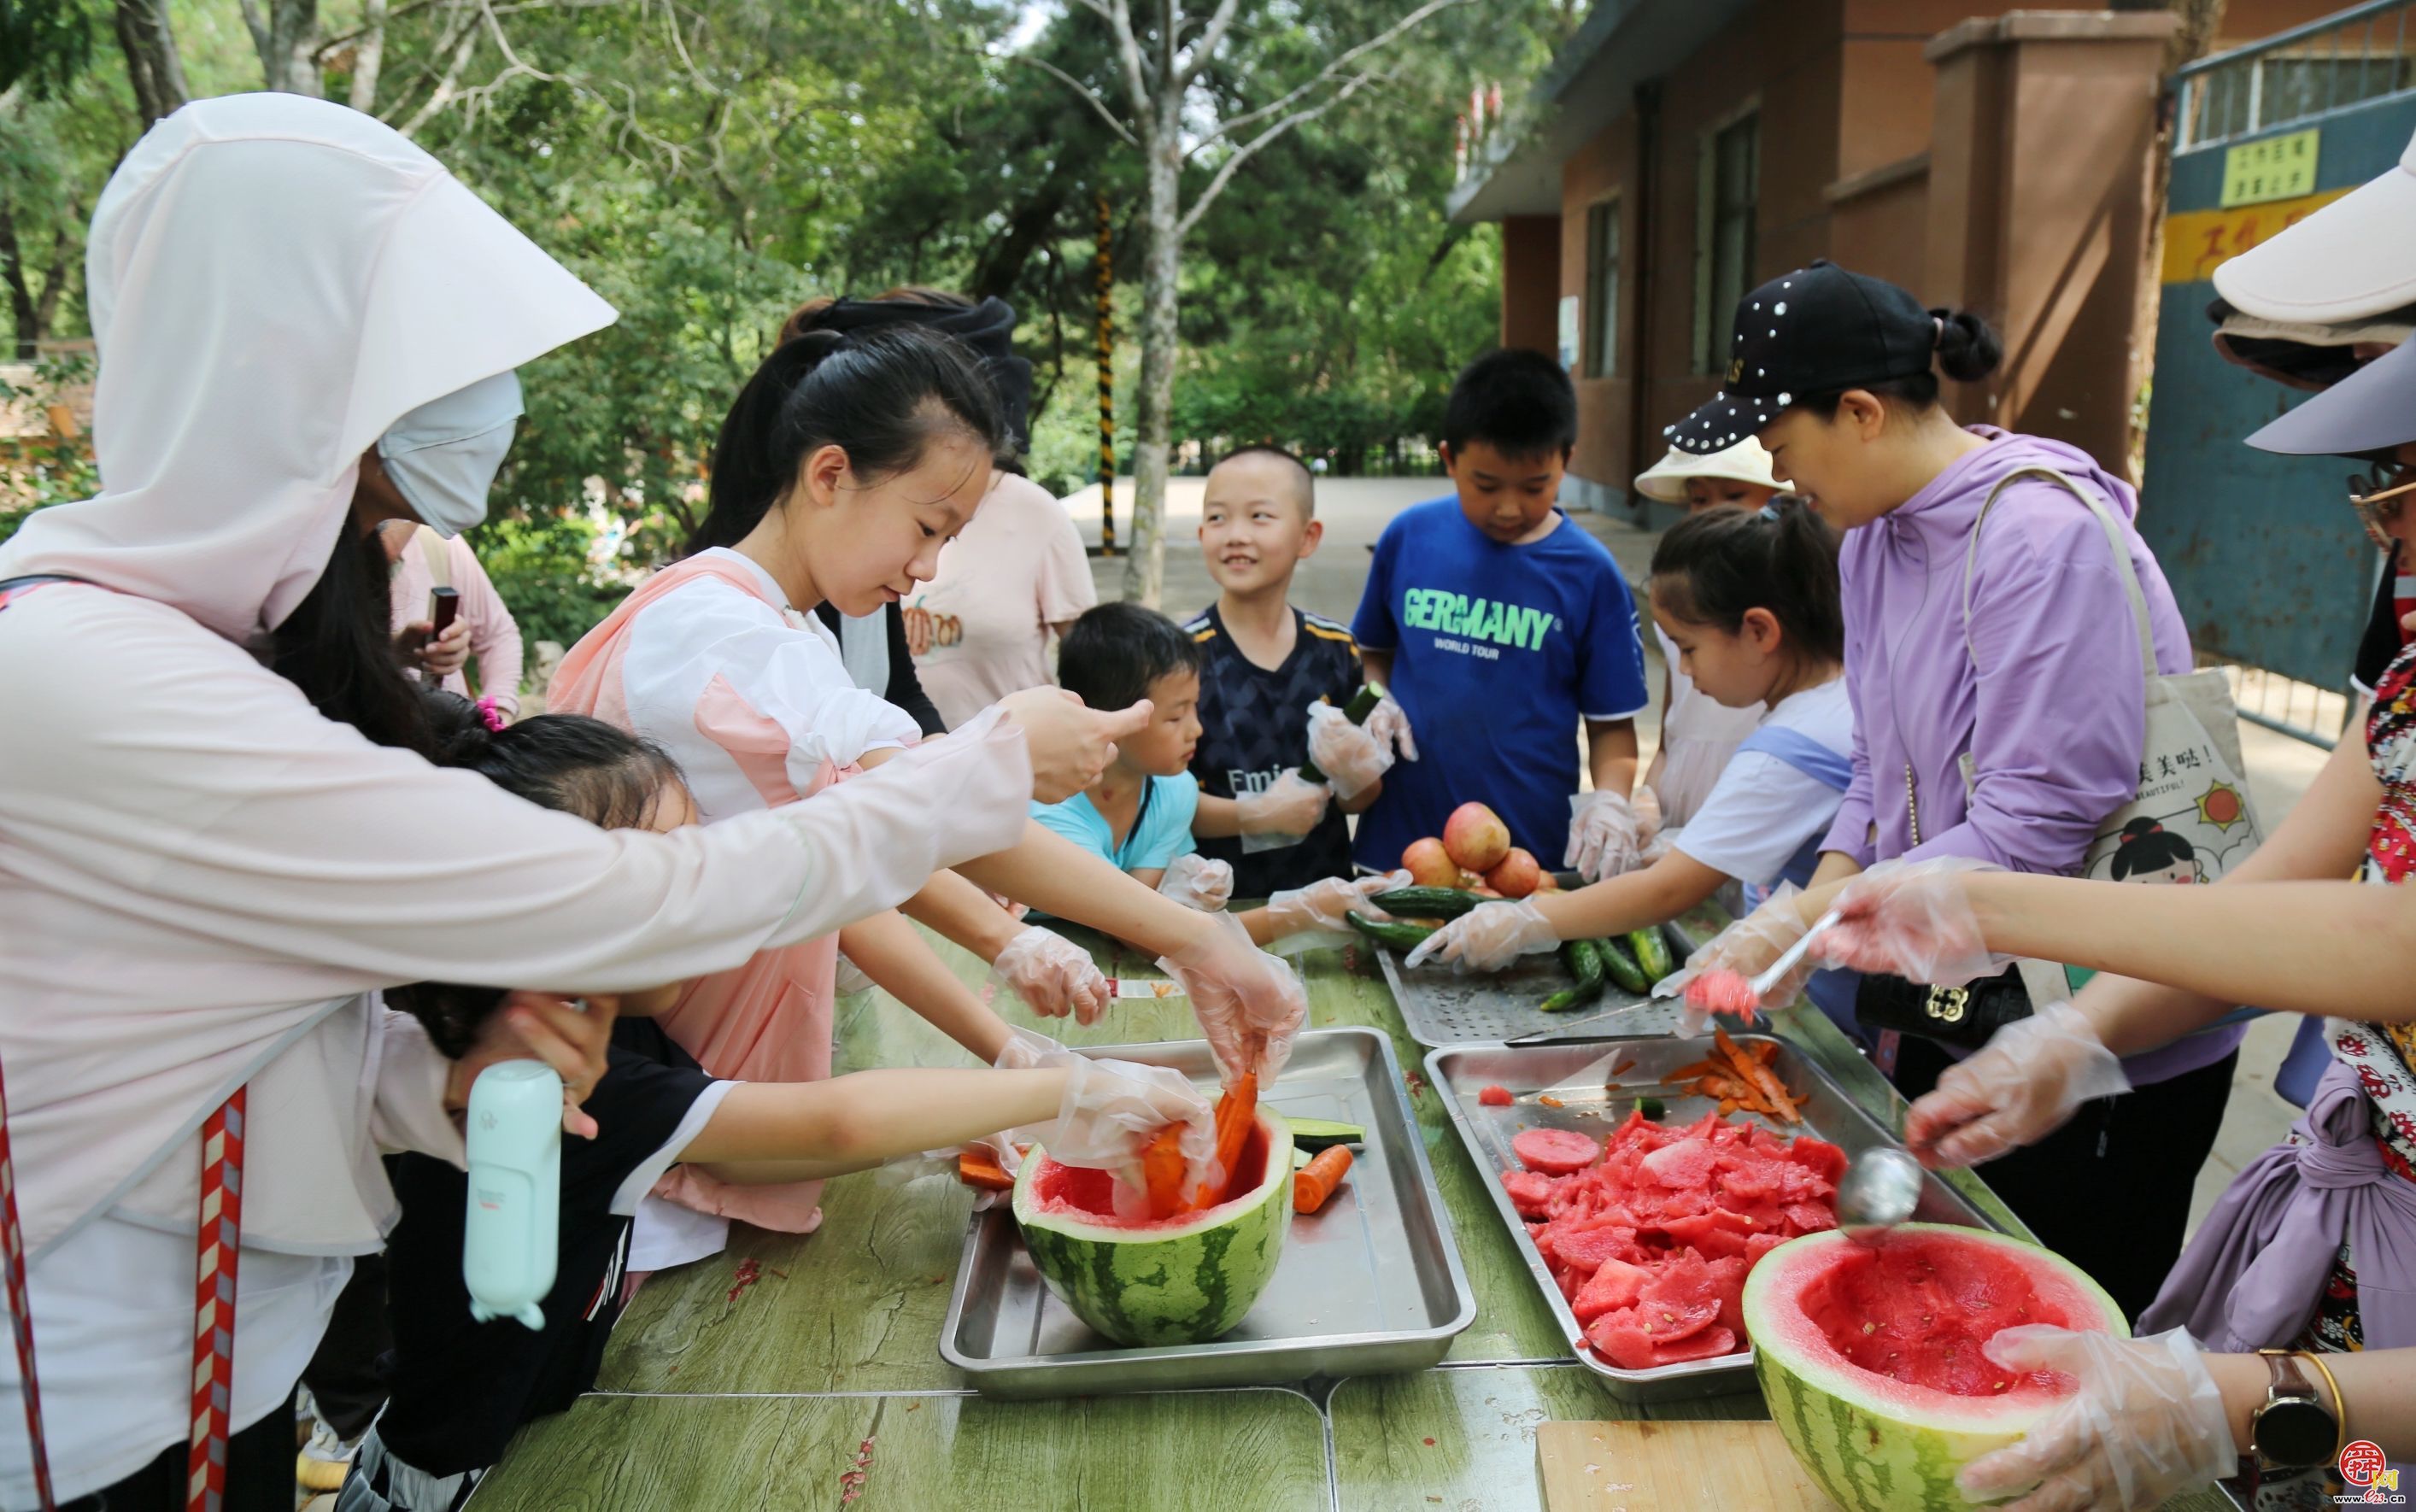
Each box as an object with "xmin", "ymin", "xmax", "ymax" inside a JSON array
[{"xmin": 377, "ymin": 370, "xmax": 525, "ymax": 536}]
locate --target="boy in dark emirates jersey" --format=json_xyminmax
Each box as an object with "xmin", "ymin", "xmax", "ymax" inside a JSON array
[{"xmin": 1183, "ymin": 447, "xmax": 1391, "ymax": 896}]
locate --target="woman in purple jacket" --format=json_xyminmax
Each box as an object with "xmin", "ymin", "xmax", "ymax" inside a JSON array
[{"xmin": 1662, "ymin": 262, "xmax": 2237, "ymax": 1322}]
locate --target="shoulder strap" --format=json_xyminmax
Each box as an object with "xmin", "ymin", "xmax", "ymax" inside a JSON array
[
  {"xmin": 1735, "ymin": 725, "xmax": 1853, "ymax": 792},
  {"xmin": 1961, "ymin": 466, "xmax": 2156, "ymax": 688},
  {"xmin": 415, "ymin": 525, "xmax": 453, "ymax": 589}
]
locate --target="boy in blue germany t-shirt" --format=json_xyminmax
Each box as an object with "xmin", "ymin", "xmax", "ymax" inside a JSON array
[{"xmin": 1351, "ymin": 349, "xmax": 1649, "ymax": 873}]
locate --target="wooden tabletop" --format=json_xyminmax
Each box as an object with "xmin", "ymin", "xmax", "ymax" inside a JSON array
[{"xmin": 475, "ymin": 917, "xmax": 2227, "ymax": 1511}]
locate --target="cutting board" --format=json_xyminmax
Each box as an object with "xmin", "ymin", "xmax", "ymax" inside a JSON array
[{"xmin": 1535, "ymin": 1420, "xmax": 1832, "ymax": 1511}]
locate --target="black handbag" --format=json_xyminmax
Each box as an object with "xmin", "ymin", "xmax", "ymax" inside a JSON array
[{"xmin": 1853, "ymin": 964, "xmax": 2033, "ymax": 1053}]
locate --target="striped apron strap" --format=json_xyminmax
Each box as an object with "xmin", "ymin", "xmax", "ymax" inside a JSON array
[
  {"xmin": 186, "ymin": 1090, "xmax": 246, "ymax": 1512},
  {"xmin": 0, "ymin": 1056, "xmax": 55, "ymax": 1512}
]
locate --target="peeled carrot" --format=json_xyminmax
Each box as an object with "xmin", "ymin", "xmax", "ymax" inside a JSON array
[
  {"xmin": 1141, "ymin": 1125, "xmax": 1190, "ymax": 1218},
  {"xmin": 1293, "ymin": 1145, "xmax": 1354, "ymax": 1213},
  {"xmin": 957, "ymin": 1152, "xmax": 1013, "ymax": 1192},
  {"xmin": 1195, "ymin": 1070, "xmax": 1259, "ymax": 1208}
]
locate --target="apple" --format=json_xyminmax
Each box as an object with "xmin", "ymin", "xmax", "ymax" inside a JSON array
[
  {"xmin": 1443, "ymin": 801, "xmax": 1512, "ymax": 874},
  {"xmin": 1486, "ymin": 847, "xmax": 1543, "ymax": 899},
  {"xmin": 1401, "ymin": 836, "xmax": 1457, "ymax": 889}
]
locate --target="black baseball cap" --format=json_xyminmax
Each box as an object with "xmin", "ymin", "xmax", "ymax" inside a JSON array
[{"xmin": 1668, "ymin": 261, "xmax": 1939, "ymax": 454}]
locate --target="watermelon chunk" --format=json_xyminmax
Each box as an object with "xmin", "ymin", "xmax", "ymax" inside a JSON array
[
  {"xmin": 1570, "ymin": 1257, "xmax": 1651, "ymax": 1322},
  {"xmin": 1499, "ymin": 1169, "xmax": 1556, "ymax": 1216},
  {"xmin": 1650, "ymin": 1325, "xmax": 1739, "ymax": 1366},
  {"xmin": 1478, "ymin": 1084, "xmax": 1515, "ymax": 1107},
  {"xmin": 1511, "ymin": 1127, "xmax": 1601, "ymax": 1175}
]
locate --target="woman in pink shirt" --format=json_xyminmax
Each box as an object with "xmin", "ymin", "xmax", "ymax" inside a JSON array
[{"xmin": 381, "ymin": 520, "xmax": 525, "ymax": 718}]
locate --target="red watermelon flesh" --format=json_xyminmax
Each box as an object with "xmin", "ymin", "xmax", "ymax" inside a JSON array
[
  {"xmin": 1797, "ymin": 1228, "xmax": 2079, "ymax": 1398},
  {"xmin": 1511, "ymin": 1127, "xmax": 1602, "ymax": 1175},
  {"xmin": 1493, "ymin": 1108, "xmax": 1844, "ymax": 1370},
  {"xmin": 1478, "ymin": 1083, "xmax": 1515, "ymax": 1107}
]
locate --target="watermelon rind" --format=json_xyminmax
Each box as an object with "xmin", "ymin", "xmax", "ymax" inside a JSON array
[
  {"xmin": 1012, "ymin": 1110, "xmax": 1293, "ymax": 1347},
  {"xmin": 1742, "ymin": 1224, "xmax": 2126, "ymax": 1512}
]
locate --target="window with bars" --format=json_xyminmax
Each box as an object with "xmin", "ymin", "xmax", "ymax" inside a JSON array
[
  {"xmin": 1584, "ymin": 197, "xmax": 1619, "ymax": 378},
  {"xmin": 1693, "ymin": 112, "xmax": 1760, "ymax": 375}
]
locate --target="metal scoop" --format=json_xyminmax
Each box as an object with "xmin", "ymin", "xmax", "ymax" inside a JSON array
[{"xmin": 1835, "ymin": 1146, "xmax": 1924, "ymax": 1244}]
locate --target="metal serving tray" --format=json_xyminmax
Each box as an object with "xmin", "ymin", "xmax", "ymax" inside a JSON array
[
  {"xmin": 1424, "ymin": 1034, "xmax": 2003, "ymax": 1402},
  {"xmin": 940, "ymin": 1027, "xmax": 1476, "ymax": 1398},
  {"xmin": 1374, "ymin": 919, "xmax": 1697, "ymax": 1046}
]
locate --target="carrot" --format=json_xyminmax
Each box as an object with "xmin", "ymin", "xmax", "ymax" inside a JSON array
[
  {"xmin": 1694, "ymin": 1074, "xmax": 1755, "ymax": 1104},
  {"xmin": 1668, "ymin": 1058, "xmax": 1721, "ymax": 1081},
  {"xmin": 1716, "ymin": 1098, "xmax": 1739, "ymax": 1117},
  {"xmin": 1141, "ymin": 1125, "xmax": 1191, "ymax": 1218},
  {"xmin": 1293, "ymin": 1145, "xmax": 1354, "ymax": 1214},
  {"xmin": 1755, "ymin": 1041, "xmax": 1780, "ymax": 1065},
  {"xmin": 1715, "ymin": 1027, "xmax": 1799, "ymax": 1123},
  {"xmin": 958, "ymin": 1152, "xmax": 1014, "ymax": 1192},
  {"xmin": 1194, "ymin": 1070, "xmax": 1258, "ymax": 1208},
  {"xmin": 1609, "ymin": 1055, "xmax": 1638, "ymax": 1078},
  {"xmin": 1537, "ymin": 1094, "xmax": 1564, "ymax": 1108}
]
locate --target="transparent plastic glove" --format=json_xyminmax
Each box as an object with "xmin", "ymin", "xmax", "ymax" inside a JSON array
[
  {"xmin": 1956, "ymin": 1327, "xmax": 2236, "ymax": 1512},
  {"xmin": 876, "ymin": 1133, "xmax": 1024, "ymax": 1212},
  {"xmin": 1258, "ymin": 871, "xmax": 1408, "ymax": 940},
  {"xmin": 1404, "ymin": 900, "xmax": 1559, "ymax": 973},
  {"xmin": 1161, "ymin": 911, "xmax": 1310, "ymax": 1083},
  {"xmin": 1237, "ymin": 770, "xmax": 1332, "ymax": 855},
  {"xmin": 1652, "ymin": 882, "xmax": 1814, "ymax": 1031},
  {"xmin": 1815, "ymin": 857, "xmax": 2014, "ymax": 987},
  {"xmin": 1565, "ymin": 789, "xmax": 1644, "ymax": 882},
  {"xmin": 1363, "ymin": 693, "xmax": 1418, "ymax": 763},
  {"xmin": 989, "ymin": 926, "xmax": 1112, "ymax": 1025},
  {"xmin": 1158, "ymin": 853, "xmax": 1234, "ymax": 912},
  {"xmin": 1304, "ymin": 700, "xmax": 1394, "ymax": 801},
  {"xmin": 1630, "ymin": 785, "xmax": 1663, "ymax": 852},
  {"xmin": 992, "ymin": 1025, "xmax": 1068, "ymax": 1070},
  {"xmin": 1047, "ymin": 1054, "xmax": 1217, "ymax": 1219},
  {"xmin": 1903, "ymin": 1001, "xmax": 2131, "ymax": 1168}
]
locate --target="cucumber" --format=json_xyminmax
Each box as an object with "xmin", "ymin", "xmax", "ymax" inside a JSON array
[
  {"xmin": 1627, "ymin": 927, "xmax": 1676, "ymax": 983},
  {"xmin": 1345, "ymin": 911, "xmax": 1434, "ymax": 952},
  {"xmin": 1539, "ymin": 939, "xmax": 1606, "ymax": 1012},
  {"xmin": 1637, "ymin": 1096, "xmax": 1667, "ymax": 1121},
  {"xmin": 1596, "ymin": 936, "xmax": 1652, "ymax": 995},
  {"xmin": 1293, "ymin": 1146, "xmax": 1316, "ymax": 1170},
  {"xmin": 1368, "ymin": 886, "xmax": 1484, "ymax": 919},
  {"xmin": 1280, "ymin": 1116, "xmax": 1365, "ymax": 1152},
  {"xmin": 1296, "ymin": 681, "xmax": 1388, "ymax": 785}
]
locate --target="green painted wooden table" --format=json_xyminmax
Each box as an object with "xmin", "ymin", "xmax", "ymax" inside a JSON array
[{"xmin": 477, "ymin": 920, "xmax": 2227, "ymax": 1511}]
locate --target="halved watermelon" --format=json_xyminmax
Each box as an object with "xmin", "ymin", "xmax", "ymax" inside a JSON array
[
  {"xmin": 1013, "ymin": 1109, "xmax": 1293, "ymax": 1348},
  {"xmin": 1745, "ymin": 1224, "xmax": 2126, "ymax": 1511}
]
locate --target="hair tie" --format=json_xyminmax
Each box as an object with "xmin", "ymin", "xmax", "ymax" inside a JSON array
[
  {"xmin": 1758, "ymin": 501, "xmax": 1783, "ymax": 521},
  {"xmin": 1933, "ymin": 315, "xmax": 1946, "ymax": 346},
  {"xmin": 475, "ymin": 696, "xmax": 506, "ymax": 733}
]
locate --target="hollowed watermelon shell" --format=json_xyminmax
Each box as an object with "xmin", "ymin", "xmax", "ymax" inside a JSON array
[
  {"xmin": 1743, "ymin": 1224, "xmax": 2126, "ymax": 1511},
  {"xmin": 1012, "ymin": 1110, "xmax": 1293, "ymax": 1347}
]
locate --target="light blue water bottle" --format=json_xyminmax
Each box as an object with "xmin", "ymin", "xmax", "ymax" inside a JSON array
[{"xmin": 462, "ymin": 1060, "xmax": 561, "ymax": 1329}]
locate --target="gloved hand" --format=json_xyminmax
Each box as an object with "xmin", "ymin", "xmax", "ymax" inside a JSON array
[
  {"xmin": 1304, "ymin": 700, "xmax": 1393, "ymax": 800},
  {"xmin": 1631, "ymin": 786, "xmax": 1664, "ymax": 856},
  {"xmin": 989, "ymin": 926, "xmax": 1112, "ymax": 1026},
  {"xmin": 1158, "ymin": 853, "xmax": 1234, "ymax": 912},
  {"xmin": 1162, "ymin": 911, "xmax": 1310, "ymax": 1083},
  {"xmin": 1815, "ymin": 857, "xmax": 2012, "ymax": 987},
  {"xmin": 875, "ymin": 1132, "xmax": 1025, "ymax": 1212},
  {"xmin": 1258, "ymin": 871, "xmax": 1407, "ymax": 940},
  {"xmin": 1903, "ymin": 1001, "xmax": 2130, "ymax": 1168},
  {"xmin": 832, "ymin": 950, "xmax": 876, "ymax": 997},
  {"xmin": 1236, "ymin": 770, "xmax": 1332, "ymax": 855},
  {"xmin": 1956, "ymin": 1327, "xmax": 2237, "ymax": 1512},
  {"xmin": 1404, "ymin": 900, "xmax": 1559, "ymax": 973},
  {"xmin": 1565, "ymin": 789, "xmax": 1645, "ymax": 882},
  {"xmin": 1652, "ymin": 882, "xmax": 1815, "ymax": 1031},
  {"xmin": 1038, "ymin": 1053, "xmax": 1217, "ymax": 1219},
  {"xmin": 1363, "ymin": 693, "xmax": 1418, "ymax": 764}
]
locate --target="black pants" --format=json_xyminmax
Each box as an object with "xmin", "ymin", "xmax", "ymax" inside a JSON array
[
  {"xmin": 302, "ymin": 1250, "xmax": 391, "ymax": 1439},
  {"xmin": 1891, "ymin": 1034, "xmax": 2238, "ymax": 1323},
  {"xmin": 63, "ymin": 1388, "xmax": 296, "ymax": 1512}
]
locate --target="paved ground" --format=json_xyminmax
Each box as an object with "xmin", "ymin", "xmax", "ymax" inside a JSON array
[{"xmin": 1059, "ymin": 476, "xmax": 2313, "ymax": 1239}]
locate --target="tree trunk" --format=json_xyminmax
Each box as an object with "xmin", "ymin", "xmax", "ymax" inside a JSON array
[
  {"xmin": 111, "ymin": 0, "xmax": 191, "ymax": 125},
  {"xmin": 1121, "ymin": 132, "xmax": 1182, "ymax": 607},
  {"xmin": 349, "ymin": 0, "xmax": 386, "ymax": 114},
  {"xmin": 245, "ymin": 0, "xmax": 325, "ymax": 96},
  {"xmin": 0, "ymin": 194, "xmax": 39, "ymax": 359}
]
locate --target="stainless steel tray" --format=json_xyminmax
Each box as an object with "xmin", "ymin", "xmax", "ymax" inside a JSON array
[
  {"xmin": 1424, "ymin": 1034, "xmax": 2004, "ymax": 1402},
  {"xmin": 940, "ymin": 1026, "xmax": 1476, "ymax": 1398},
  {"xmin": 1374, "ymin": 919, "xmax": 1697, "ymax": 1046}
]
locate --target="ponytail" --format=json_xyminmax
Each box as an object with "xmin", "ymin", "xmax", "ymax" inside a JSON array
[
  {"xmin": 689, "ymin": 324, "xmax": 1006, "ymax": 557},
  {"xmin": 1796, "ymin": 305, "xmax": 2002, "ymax": 419},
  {"xmin": 1648, "ymin": 499, "xmax": 1844, "ymax": 661}
]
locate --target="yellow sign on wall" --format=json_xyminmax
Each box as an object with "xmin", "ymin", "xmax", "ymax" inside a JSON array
[
  {"xmin": 2161, "ymin": 187, "xmax": 2353, "ymax": 284},
  {"xmin": 2220, "ymin": 129, "xmax": 2321, "ymax": 208}
]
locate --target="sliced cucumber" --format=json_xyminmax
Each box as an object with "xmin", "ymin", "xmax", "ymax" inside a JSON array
[{"xmin": 1281, "ymin": 1115, "xmax": 1366, "ymax": 1152}]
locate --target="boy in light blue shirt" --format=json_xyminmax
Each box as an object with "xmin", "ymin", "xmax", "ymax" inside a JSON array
[{"xmin": 1032, "ymin": 602, "xmax": 1225, "ymax": 904}]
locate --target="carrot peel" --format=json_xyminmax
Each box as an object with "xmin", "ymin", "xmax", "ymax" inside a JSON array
[{"xmin": 1141, "ymin": 1125, "xmax": 1190, "ymax": 1219}]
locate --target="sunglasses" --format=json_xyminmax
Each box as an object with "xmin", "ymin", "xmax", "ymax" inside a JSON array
[{"xmin": 2348, "ymin": 466, "xmax": 2416, "ymax": 550}]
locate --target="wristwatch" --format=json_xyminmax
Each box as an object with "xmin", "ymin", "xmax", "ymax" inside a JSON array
[{"xmin": 2249, "ymin": 1349, "xmax": 2341, "ymax": 1471}]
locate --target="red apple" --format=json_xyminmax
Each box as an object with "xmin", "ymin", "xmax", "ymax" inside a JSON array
[
  {"xmin": 1443, "ymin": 801, "xmax": 1512, "ymax": 874},
  {"xmin": 1401, "ymin": 836, "xmax": 1457, "ymax": 889},
  {"xmin": 1486, "ymin": 847, "xmax": 1542, "ymax": 899}
]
